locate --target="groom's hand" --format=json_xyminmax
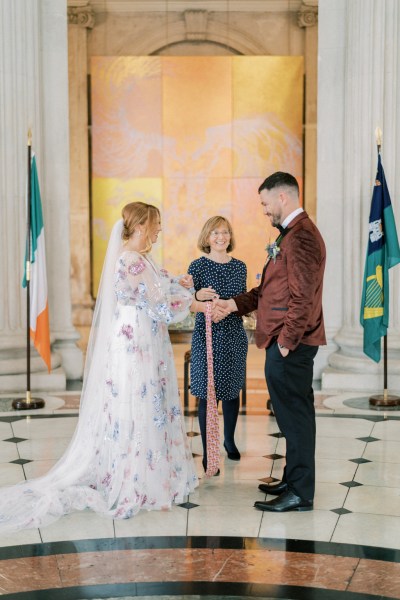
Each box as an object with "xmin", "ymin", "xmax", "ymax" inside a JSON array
[{"xmin": 211, "ymin": 298, "xmax": 237, "ymax": 322}]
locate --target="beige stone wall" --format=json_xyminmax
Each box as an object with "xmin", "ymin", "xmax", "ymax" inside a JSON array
[
  {"xmin": 68, "ymin": 0, "xmax": 318, "ymax": 326},
  {"xmin": 68, "ymin": 19, "xmax": 94, "ymax": 326},
  {"xmin": 88, "ymin": 10, "xmax": 303, "ymax": 56},
  {"xmin": 68, "ymin": 1, "xmax": 95, "ymax": 327}
]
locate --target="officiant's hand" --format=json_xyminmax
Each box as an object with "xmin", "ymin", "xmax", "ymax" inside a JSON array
[{"xmin": 195, "ymin": 287, "xmax": 218, "ymax": 301}]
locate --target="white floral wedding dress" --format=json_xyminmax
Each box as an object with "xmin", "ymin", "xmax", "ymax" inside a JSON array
[{"xmin": 0, "ymin": 250, "xmax": 198, "ymax": 531}]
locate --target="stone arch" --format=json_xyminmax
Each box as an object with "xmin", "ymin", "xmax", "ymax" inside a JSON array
[
  {"xmin": 153, "ymin": 40, "xmax": 241, "ymax": 56},
  {"xmin": 129, "ymin": 21, "xmax": 269, "ymax": 57}
]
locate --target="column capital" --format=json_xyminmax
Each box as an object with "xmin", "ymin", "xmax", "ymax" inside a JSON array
[
  {"xmin": 68, "ymin": 2, "xmax": 95, "ymax": 29},
  {"xmin": 183, "ymin": 9, "xmax": 208, "ymax": 41},
  {"xmin": 298, "ymin": 2, "xmax": 318, "ymax": 28}
]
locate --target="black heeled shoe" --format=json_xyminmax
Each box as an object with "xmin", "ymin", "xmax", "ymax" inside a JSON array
[
  {"xmin": 202, "ymin": 458, "xmax": 220, "ymax": 476},
  {"xmin": 223, "ymin": 442, "xmax": 241, "ymax": 461}
]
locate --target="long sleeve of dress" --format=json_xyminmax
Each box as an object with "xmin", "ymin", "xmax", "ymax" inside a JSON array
[{"xmin": 115, "ymin": 251, "xmax": 193, "ymax": 324}]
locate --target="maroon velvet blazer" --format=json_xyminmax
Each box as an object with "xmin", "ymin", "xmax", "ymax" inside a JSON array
[{"xmin": 234, "ymin": 211, "xmax": 326, "ymax": 351}]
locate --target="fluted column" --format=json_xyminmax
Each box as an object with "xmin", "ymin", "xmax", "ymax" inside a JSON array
[
  {"xmin": 318, "ymin": 0, "xmax": 400, "ymax": 391},
  {"xmin": 298, "ymin": 0, "xmax": 318, "ymax": 222},
  {"xmin": 68, "ymin": 0, "xmax": 95, "ymax": 326},
  {"xmin": 0, "ymin": 0, "xmax": 83, "ymax": 391}
]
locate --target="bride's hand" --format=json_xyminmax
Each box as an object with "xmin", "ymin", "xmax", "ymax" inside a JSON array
[
  {"xmin": 178, "ymin": 274, "xmax": 194, "ymax": 289},
  {"xmin": 195, "ymin": 287, "xmax": 218, "ymax": 301}
]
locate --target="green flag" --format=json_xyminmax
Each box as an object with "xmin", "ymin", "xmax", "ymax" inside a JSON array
[
  {"xmin": 360, "ymin": 154, "xmax": 400, "ymax": 362},
  {"xmin": 22, "ymin": 155, "xmax": 51, "ymax": 371}
]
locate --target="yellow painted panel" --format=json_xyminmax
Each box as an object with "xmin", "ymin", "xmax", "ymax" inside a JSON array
[
  {"xmin": 91, "ymin": 56, "xmax": 304, "ymax": 298},
  {"xmin": 162, "ymin": 177, "xmax": 232, "ymax": 277},
  {"xmin": 91, "ymin": 177, "xmax": 163, "ymax": 295},
  {"xmin": 91, "ymin": 57, "xmax": 162, "ymax": 178},
  {"xmin": 233, "ymin": 56, "xmax": 304, "ymax": 178},
  {"xmin": 231, "ymin": 178, "xmax": 277, "ymax": 290},
  {"xmin": 163, "ymin": 57, "xmax": 232, "ymax": 178}
]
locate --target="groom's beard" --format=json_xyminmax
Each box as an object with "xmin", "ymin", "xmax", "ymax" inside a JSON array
[{"xmin": 270, "ymin": 215, "xmax": 281, "ymax": 228}]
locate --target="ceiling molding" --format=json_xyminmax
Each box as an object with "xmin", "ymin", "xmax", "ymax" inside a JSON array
[
  {"xmin": 90, "ymin": 1, "xmax": 304, "ymax": 14},
  {"xmin": 68, "ymin": 5, "xmax": 95, "ymax": 27},
  {"xmin": 128, "ymin": 18, "xmax": 268, "ymax": 55},
  {"xmin": 298, "ymin": 2, "xmax": 318, "ymax": 28},
  {"xmin": 183, "ymin": 9, "xmax": 209, "ymax": 40},
  {"xmin": 68, "ymin": 0, "xmax": 90, "ymax": 6}
]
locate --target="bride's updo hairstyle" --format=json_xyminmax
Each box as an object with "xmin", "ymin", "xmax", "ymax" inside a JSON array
[{"xmin": 122, "ymin": 201, "xmax": 160, "ymax": 253}]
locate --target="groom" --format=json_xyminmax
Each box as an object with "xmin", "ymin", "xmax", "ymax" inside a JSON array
[{"xmin": 213, "ymin": 172, "xmax": 326, "ymax": 512}]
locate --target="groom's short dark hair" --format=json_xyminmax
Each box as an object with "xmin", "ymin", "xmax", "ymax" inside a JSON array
[{"xmin": 258, "ymin": 172, "xmax": 299, "ymax": 195}]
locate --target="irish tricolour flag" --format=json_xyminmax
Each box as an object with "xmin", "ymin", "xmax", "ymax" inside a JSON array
[{"xmin": 22, "ymin": 155, "xmax": 51, "ymax": 372}]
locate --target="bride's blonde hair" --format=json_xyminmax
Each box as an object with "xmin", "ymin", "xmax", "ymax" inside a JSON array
[{"xmin": 122, "ymin": 202, "xmax": 160, "ymax": 253}]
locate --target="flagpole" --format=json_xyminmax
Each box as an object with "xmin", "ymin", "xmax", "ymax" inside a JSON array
[
  {"xmin": 369, "ymin": 333, "xmax": 399, "ymax": 406},
  {"xmin": 27, "ymin": 130, "xmax": 32, "ymax": 401},
  {"xmin": 369, "ymin": 129, "xmax": 400, "ymax": 408},
  {"xmin": 383, "ymin": 334, "xmax": 388, "ymax": 395},
  {"xmin": 12, "ymin": 132, "xmax": 45, "ymax": 411}
]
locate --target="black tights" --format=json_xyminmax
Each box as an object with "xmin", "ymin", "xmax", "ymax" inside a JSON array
[{"xmin": 198, "ymin": 396, "xmax": 240, "ymax": 468}]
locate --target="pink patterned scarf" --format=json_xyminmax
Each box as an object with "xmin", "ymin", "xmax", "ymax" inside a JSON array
[{"xmin": 204, "ymin": 302, "xmax": 220, "ymax": 477}]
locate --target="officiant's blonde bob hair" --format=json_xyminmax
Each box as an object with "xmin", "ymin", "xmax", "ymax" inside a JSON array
[
  {"xmin": 122, "ymin": 201, "xmax": 160, "ymax": 253},
  {"xmin": 197, "ymin": 216, "xmax": 235, "ymax": 254}
]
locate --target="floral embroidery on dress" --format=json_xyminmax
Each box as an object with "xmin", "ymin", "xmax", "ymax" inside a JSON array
[
  {"xmin": 154, "ymin": 411, "xmax": 167, "ymax": 429},
  {"xmin": 119, "ymin": 324, "xmax": 134, "ymax": 339},
  {"xmin": 105, "ymin": 379, "xmax": 118, "ymax": 398},
  {"xmin": 101, "ymin": 472, "xmax": 112, "ymax": 487},
  {"xmin": 171, "ymin": 300, "xmax": 182, "ymax": 310},
  {"xmin": 116, "ymin": 260, "xmax": 127, "ymax": 280},
  {"xmin": 153, "ymin": 393, "xmax": 162, "ymax": 412},
  {"xmin": 112, "ymin": 422, "xmax": 119, "ymax": 441},
  {"xmin": 170, "ymin": 405, "xmax": 181, "ymax": 420},
  {"xmin": 128, "ymin": 259, "xmax": 146, "ymax": 276},
  {"xmin": 138, "ymin": 282, "xmax": 147, "ymax": 296},
  {"xmin": 146, "ymin": 450, "xmax": 155, "ymax": 469}
]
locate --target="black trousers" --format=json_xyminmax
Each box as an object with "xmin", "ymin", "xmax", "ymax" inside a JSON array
[{"xmin": 265, "ymin": 341, "xmax": 318, "ymax": 502}]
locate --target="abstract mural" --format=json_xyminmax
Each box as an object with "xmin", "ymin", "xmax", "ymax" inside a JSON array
[{"xmin": 91, "ymin": 56, "xmax": 304, "ymax": 295}]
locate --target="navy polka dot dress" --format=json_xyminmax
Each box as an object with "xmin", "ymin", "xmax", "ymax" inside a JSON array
[{"xmin": 188, "ymin": 257, "xmax": 248, "ymax": 402}]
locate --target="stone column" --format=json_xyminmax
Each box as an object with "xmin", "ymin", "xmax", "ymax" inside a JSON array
[
  {"xmin": 0, "ymin": 0, "xmax": 83, "ymax": 392},
  {"xmin": 298, "ymin": 0, "xmax": 318, "ymax": 222},
  {"xmin": 318, "ymin": 0, "xmax": 400, "ymax": 391},
  {"xmin": 68, "ymin": 0, "xmax": 95, "ymax": 326}
]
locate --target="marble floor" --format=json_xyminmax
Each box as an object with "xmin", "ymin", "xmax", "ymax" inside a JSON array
[{"xmin": 0, "ymin": 347, "xmax": 400, "ymax": 600}]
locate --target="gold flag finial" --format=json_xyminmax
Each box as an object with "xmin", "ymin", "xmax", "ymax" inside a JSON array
[
  {"xmin": 27, "ymin": 128, "xmax": 32, "ymax": 146},
  {"xmin": 375, "ymin": 126, "xmax": 382, "ymax": 147}
]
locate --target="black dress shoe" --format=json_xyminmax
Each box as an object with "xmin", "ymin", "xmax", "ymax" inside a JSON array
[
  {"xmin": 254, "ymin": 490, "xmax": 313, "ymax": 512},
  {"xmin": 223, "ymin": 442, "xmax": 241, "ymax": 461},
  {"xmin": 258, "ymin": 481, "xmax": 288, "ymax": 495}
]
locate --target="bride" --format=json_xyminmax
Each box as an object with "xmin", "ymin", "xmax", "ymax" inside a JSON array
[{"xmin": 0, "ymin": 202, "xmax": 206, "ymax": 531}]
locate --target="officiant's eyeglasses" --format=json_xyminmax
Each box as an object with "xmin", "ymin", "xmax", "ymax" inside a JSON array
[{"xmin": 210, "ymin": 230, "xmax": 230, "ymax": 237}]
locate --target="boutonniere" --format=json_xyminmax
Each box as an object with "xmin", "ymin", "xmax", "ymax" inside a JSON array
[{"xmin": 265, "ymin": 234, "xmax": 283, "ymax": 264}]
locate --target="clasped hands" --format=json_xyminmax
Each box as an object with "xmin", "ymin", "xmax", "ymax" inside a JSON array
[
  {"xmin": 179, "ymin": 277, "xmax": 237, "ymax": 323},
  {"xmin": 210, "ymin": 298, "xmax": 237, "ymax": 322},
  {"xmin": 190, "ymin": 286, "xmax": 237, "ymax": 322}
]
